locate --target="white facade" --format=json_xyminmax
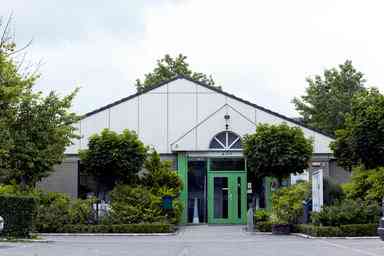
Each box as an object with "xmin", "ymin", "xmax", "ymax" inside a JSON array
[{"xmin": 65, "ymin": 77, "xmax": 334, "ymax": 155}]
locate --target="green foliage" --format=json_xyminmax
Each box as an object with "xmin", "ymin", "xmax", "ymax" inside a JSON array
[
  {"xmin": 342, "ymin": 166, "xmax": 384, "ymax": 203},
  {"xmin": 0, "ymin": 195, "xmax": 37, "ymax": 237},
  {"xmin": 34, "ymin": 191, "xmax": 96, "ymax": 232},
  {"xmin": 106, "ymin": 184, "xmax": 183, "ymax": 225},
  {"xmin": 331, "ymin": 88, "xmax": 384, "ymax": 169},
  {"xmin": 57, "ymin": 223, "xmax": 174, "ymax": 233},
  {"xmin": 255, "ymin": 221, "xmax": 273, "ymax": 232},
  {"xmin": 141, "ymin": 150, "xmax": 182, "ymax": 196},
  {"xmin": 107, "ymin": 185, "xmax": 164, "ymax": 224},
  {"xmin": 0, "ymin": 17, "xmax": 80, "ymax": 186},
  {"xmin": 243, "ymin": 123, "xmax": 313, "ymax": 182},
  {"xmin": 79, "ymin": 129, "xmax": 147, "ymax": 190},
  {"xmin": 293, "ymin": 60, "xmax": 366, "ymax": 135},
  {"xmin": 323, "ymin": 177, "xmax": 345, "ymax": 205},
  {"xmin": 294, "ymin": 224, "xmax": 378, "ymax": 237},
  {"xmin": 272, "ymin": 182, "xmax": 311, "ymax": 224},
  {"xmin": 311, "ymin": 199, "xmax": 380, "ymax": 226},
  {"xmin": 0, "ymin": 16, "xmax": 37, "ymax": 161},
  {"xmin": 135, "ymin": 54, "xmax": 217, "ymax": 92},
  {"xmin": 0, "ymin": 185, "xmax": 99, "ymax": 233},
  {"xmin": 5, "ymin": 90, "xmax": 80, "ymax": 186},
  {"xmin": 254, "ymin": 209, "xmax": 271, "ymax": 223}
]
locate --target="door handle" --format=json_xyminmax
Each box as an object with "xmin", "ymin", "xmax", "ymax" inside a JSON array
[{"xmin": 222, "ymin": 188, "xmax": 229, "ymax": 190}]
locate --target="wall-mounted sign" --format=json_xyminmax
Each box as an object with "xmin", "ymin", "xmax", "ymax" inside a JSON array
[{"xmin": 247, "ymin": 182, "xmax": 252, "ymax": 193}]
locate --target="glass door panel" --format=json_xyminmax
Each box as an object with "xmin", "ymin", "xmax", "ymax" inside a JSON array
[{"xmin": 213, "ymin": 177, "xmax": 229, "ymax": 219}]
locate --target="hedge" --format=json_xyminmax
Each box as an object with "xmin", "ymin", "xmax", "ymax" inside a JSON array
[
  {"xmin": 255, "ymin": 221, "xmax": 272, "ymax": 232},
  {"xmin": 50, "ymin": 223, "xmax": 175, "ymax": 233},
  {"xmin": 293, "ymin": 224, "xmax": 378, "ymax": 237},
  {"xmin": 0, "ymin": 195, "xmax": 37, "ymax": 238}
]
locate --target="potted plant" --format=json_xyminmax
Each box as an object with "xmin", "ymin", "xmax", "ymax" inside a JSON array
[{"xmin": 270, "ymin": 183, "xmax": 311, "ymax": 235}]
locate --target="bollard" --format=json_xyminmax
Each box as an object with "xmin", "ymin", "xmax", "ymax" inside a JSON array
[
  {"xmin": 378, "ymin": 197, "xmax": 384, "ymax": 241},
  {"xmin": 0, "ymin": 216, "xmax": 4, "ymax": 233},
  {"xmin": 247, "ymin": 205, "xmax": 254, "ymax": 232}
]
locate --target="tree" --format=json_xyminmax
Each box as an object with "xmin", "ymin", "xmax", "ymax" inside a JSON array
[
  {"xmin": 135, "ymin": 54, "xmax": 217, "ymax": 91},
  {"xmin": 0, "ymin": 15, "xmax": 79, "ymax": 186},
  {"xmin": 293, "ymin": 60, "xmax": 366, "ymax": 135},
  {"xmin": 5, "ymin": 90, "xmax": 80, "ymax": 186},
  {"xmin": 79, "ymin": 129, "xmax": 148, "ymax": 193},
  {"xmin": 331, "ymin": 88, "xmax": 384, "ymax": 170},
  {"xmin": 141, "ymin": 150, "xmax": 182, "ymax": 196},
  {"xmin": 342, "ymin": 166, "xmax": 384, "ymax": 204},
  {"xmin": 243, "ymin": 123, "xmax": 313, "ymax": 184},
  {"xmin": 0, "ymin": 15, "xmax": 36, "ymax": 162}
]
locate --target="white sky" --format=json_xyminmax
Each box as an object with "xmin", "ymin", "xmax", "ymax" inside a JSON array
[{"xmin": 2, "ymin": 0, "xmax": 384, "ymax": 117}]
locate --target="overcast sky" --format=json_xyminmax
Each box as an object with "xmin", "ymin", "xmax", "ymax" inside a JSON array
[{"xmin": 2, "ymin": 0, "xmax": 384, "ymax": 117}]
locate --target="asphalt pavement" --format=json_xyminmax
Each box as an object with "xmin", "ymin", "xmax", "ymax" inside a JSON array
[{"xmin": 1, "ymin": 225, "xmax": 383, "ymax": 256}]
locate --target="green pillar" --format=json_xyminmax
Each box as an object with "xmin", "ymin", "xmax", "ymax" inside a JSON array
[{"xmin": 177, "ymin": 152, "xmax": 188, "ymax": 224}]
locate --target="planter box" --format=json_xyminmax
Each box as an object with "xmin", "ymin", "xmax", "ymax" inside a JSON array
[{"xmin": 272, "ymin": 224, "xmax": 291, "ymax": 235}]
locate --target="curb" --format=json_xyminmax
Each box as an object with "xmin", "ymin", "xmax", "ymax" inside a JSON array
[
  {"xmin": 291, "ymin": 233, "xmax": 380, "ymax": 240},
  {"xmin": 39, "ymin": 232, "xmax": 178, "ymax": 237},
  {"xmin": 0, "ymin": 238, "xmax": 53, "ymax": 243}
]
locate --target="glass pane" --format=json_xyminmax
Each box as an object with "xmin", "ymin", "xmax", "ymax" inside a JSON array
[
  {"xmin": 188, "ymin": 161, "xmax": 207, "ymax": 223},
  {"xmin": 209, "ymin": 138, "xmax": 223, "ymax": 149},
  {"xmin": 237, "ymin": 177, "xmax": 241, "ymax": 219},
  {"xmin": 216, "ymin": 132, "xmax": 227, "ymax": 146},
  {"xmin": 214, "ymin": 177, "xmax": 228, "ymax": 219},
  {"xmin": 227, "ymin": 132, "xmax": 238, "ymax": 146},
  {"xmin": 230, "ymin": 139, "xmax": 242, "ymax": 149},
  {"xmin": 210, "ymin": 158, "xmax": 245, "ymax": 171}
]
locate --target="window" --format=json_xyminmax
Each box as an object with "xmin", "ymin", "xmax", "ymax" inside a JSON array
[
  {"xmin": 209, "ymin": 131, "xmax": 242, "ymax": 150},
  {"xmin": 210, "ymin": 158, "xmax": 245, "ymax": 171}
]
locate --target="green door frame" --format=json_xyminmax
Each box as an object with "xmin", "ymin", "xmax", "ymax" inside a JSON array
[
  {"xmin": 177, "ymin": 153, "xmax": 247, "ymax": 225},
  {"xmin": 207, "ymin": 171, "xmax": 247, "ymax": 224}
]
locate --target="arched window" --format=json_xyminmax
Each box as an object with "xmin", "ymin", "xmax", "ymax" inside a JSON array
[{"xmin": 209, "ymin": 131, "xmax": 242, "ymax": 150}]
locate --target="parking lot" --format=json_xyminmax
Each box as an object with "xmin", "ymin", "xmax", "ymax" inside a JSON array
[{"xmin": 1, "ymin": 225, "xmax": 383, "ymax": 256}]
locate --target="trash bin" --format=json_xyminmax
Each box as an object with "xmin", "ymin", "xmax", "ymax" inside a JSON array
[{"xmin": 162, "ymin": 196, "xmax": 173, "ymax": 210}]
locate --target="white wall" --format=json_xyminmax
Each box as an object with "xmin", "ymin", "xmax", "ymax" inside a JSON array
[{"xmin": 66, "ymin": 78, "xmax": 333, "ymax": 155}]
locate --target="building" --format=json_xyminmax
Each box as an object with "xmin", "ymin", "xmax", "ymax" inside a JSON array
[{"xmin": 38, "ymin": 76, "xmax": 349, "ymax": 224}]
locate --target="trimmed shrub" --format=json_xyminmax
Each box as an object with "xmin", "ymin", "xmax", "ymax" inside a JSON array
[
  {"xmin": 254, "ymin": 209, "xmax": 270, "ymax": 223},
  {"xmin": 0, "ymin": 195, "xmax": 37, "ymax": 237},
  {"xmin": 255, "ymin": 221, "xmax": 273, "ymax": 232},
  {"xmin": 294, "ymin": 224, "xmax": 378, "ymax": 237},
  {"xmin": 272, "ymin": 182, "xmax": 310, "ymax": 224},
  {"xmin": 34, "ymin": 191, "xmax": 96, "ymax": 232},
  {"xmin": 56, "ymin": 223, "xmax": 174, "ymax": 233},
  {"xmin": 106, "ymin": 185, "xmax": 165, "ymax": 224},
  {"xmin": 339, "ymin": 224, "xmax": 378, "ymax": 237},
  {"xmin": 311, "ymin": 199, "xmax": 380, "ymax": 226}
]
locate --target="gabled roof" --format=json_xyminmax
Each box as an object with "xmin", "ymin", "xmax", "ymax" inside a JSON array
[{"xmin": 83, "ymin": 75, "xmax": 334, "ymax": 139}]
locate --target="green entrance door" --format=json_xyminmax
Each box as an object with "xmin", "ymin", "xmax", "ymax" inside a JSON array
[{"xmin": 207, "ymin": 171, "xmax": 247, "ymax": 224}]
